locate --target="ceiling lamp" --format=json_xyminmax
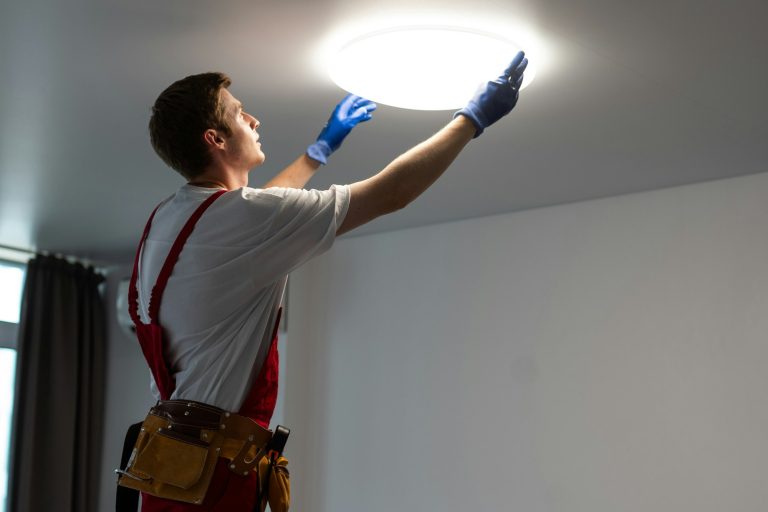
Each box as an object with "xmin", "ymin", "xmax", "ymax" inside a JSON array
[{"xmin": 327, "ymin": 25, "xmax": 534, "ymax": 111}]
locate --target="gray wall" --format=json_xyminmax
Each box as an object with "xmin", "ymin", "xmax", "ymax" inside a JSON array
[{"xmin": 284, "ymin": 172, "xmax": 768, "ymax": 511}]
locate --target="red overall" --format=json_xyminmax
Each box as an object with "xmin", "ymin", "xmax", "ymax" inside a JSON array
[{"xmin": 129, "ymin": 190, "xmax": 282, "ymax": 511}]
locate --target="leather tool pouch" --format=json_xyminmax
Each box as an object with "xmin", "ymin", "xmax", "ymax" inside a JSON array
[
  {"xmin": 116, "ymin": 403, "xmax": 224, "ymax": 505},
  {"xmin": 116, "ymin": 400, "xmax": 277, "ymax": 505}
]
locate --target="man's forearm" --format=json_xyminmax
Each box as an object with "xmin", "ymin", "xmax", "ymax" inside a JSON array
[
  {"xmin": 338, "ymin": 53, "xmax": 527, "ymax": 235},
  {"xmin": 338, "ymin": 115, "xmax": 476, "ymax": 235},
  {"xmin": 262, "ymin": 154, "xmax": 321, "ymax": 189},
  {"xmin": 379, "ymin": 115, "xmax": 476, "ymax": 208}
]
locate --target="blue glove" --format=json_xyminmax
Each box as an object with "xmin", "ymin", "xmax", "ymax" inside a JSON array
[
  {"xmin": 307, "ymin": 94, "xmax": 377, "ymax": 165},
  {"xmin": 453, "ymin": 51, "xmax": 528, "ymax": 138}
]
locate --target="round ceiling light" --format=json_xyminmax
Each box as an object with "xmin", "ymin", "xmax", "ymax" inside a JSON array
[{"xmin": 327, "ymin": 25, "xmax": 534, "ymax": 111}]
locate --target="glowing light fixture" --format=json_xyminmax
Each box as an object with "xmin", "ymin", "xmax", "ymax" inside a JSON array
[{"xmin": 327, "ymin": 25, "xmax": 534, "ymax": 111}]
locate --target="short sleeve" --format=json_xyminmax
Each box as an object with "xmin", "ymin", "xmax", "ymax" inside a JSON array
[{"xmin": 245, "ymin": 184, "xmax": 349, "ymax": 287}]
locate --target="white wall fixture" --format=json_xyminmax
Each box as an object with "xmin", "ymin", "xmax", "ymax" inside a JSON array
[
  {"xmin": 116, "ymin": 278, "xmax": 136, "ymax": 339},
  {"xmin": 325, "ymin": 25, "xmax": 534, "ymax": 110}
]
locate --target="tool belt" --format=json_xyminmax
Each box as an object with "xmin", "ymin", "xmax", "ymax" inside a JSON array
[{"xmin": 115, "ymin": 400, "xmax": 290, "ymax": 510}]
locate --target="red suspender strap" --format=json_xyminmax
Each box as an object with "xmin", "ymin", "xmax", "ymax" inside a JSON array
[
  {"xmin": 147, "ymin": 190, "xmax": 226, "ymax": 323},
  {"xmin": 128, "ymin": 189, "xmax": 226, "ymax": 400},
  {"xmin": 128, "ymin": 202, "xmax": 164, "ymax": 327}
]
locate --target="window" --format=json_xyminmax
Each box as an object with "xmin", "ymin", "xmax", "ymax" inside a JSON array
[{"xmin": 0, "ymin": 261, "xmax": 25, "ymax": 512}]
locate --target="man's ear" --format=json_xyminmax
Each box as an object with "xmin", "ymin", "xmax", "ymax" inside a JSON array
[{"xmin": 203, "ymin": 128, "xmax": 225, "ymax": 148}]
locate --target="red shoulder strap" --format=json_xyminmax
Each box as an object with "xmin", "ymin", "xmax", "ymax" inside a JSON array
[
  {"xmin": 128, "ymin": 202, "xmax": 164, "ymax": 327},
  {"xmin": 147, "ymin": 190, "xmax": 226, "ymax": 323},
  {"xmin": 128, "ymin": 190, "xmax": 226, "ymax": 401},
  {"xmin": 129, "ymin": 189, "xmax": 226, "ymax": 326}
]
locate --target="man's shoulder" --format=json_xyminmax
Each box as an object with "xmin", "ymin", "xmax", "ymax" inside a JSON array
[{"xmin": 240, "ymin": 185, "xmax": 348, "ymax": 205}]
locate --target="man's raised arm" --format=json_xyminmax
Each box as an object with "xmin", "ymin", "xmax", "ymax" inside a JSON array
[
  {"xmin": 262, "ymin": 154, "xmax": 321, "ymax": 189},
  {"xmin": 337, "ymin": 51, "xmax": 529, "ymax": 236},
  {"xmin": 262, "ymin": 94, "xmax": 376, "ymax": 189}
]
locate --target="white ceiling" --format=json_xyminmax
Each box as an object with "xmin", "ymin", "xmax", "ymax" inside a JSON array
[{"xmin": 1, "ymin": 0, "xmax": 766, "ymax": 265}]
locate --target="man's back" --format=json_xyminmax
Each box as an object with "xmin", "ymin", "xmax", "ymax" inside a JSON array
[{"xmin": 135, "ymin": 183, "xmax": 350, "ymax": 411}]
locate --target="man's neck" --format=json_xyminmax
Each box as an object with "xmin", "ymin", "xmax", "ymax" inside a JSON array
[
  {"xmin": 188, "ymin": 168, "xmax": 248, "ymax": 190},
  {"xmin": 188, "ymin": 179, "xmax": 229, "ymax": 189}
]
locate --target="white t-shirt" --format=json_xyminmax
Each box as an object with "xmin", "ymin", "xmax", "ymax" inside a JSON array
[{"xmin": 136, "ymin": 183, "xmax": 350, "ymax": 411}]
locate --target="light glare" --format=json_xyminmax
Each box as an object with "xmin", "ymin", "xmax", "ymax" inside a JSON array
[{"xmin": 326, "ymin": 25, "xmax": 534, "ymax": 110}]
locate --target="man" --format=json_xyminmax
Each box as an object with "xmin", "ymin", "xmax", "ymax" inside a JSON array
[{"xmin": 124, "ymin": 51, "xmax": 528, "ymax": 511}]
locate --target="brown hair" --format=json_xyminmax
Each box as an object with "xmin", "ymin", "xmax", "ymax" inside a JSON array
[{"xmin": 149, "ymin": 72, "xmax": 232, "ymax": 179}]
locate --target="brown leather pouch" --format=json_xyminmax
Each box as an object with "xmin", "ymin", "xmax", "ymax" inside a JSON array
[{"xmin": 116, "ymin": 411, "xmax": 222, "ymax": 505}]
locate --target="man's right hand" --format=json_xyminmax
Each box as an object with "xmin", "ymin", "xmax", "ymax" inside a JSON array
[
  {"xmin": 306, "ymin": 94, "xmax": 377, "ymax": 165},
  {"xmin": 453, "ymin": 51, "xmax": 529, "ymax": 138}
]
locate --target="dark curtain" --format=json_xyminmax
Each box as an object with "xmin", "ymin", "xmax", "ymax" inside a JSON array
[{"xmin": 8, "ymin": 254, "xmax": 107, "ymax": 512}]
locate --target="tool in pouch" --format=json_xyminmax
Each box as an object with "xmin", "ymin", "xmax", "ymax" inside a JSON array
[
  {"xmin": 257, "ymin": 425, "xmax": 291, "ymax": 512},
  {"xmin": 115, "ymin": 399, "xmax": 290, "ymax": 507}
]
